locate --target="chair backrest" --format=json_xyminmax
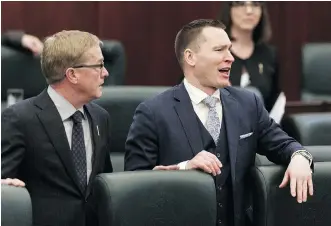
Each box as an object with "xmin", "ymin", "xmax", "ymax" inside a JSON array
[
  {"xmin": 281, "ymin": 112, "xmax": 331, "ymax": 145},
  {"xmin": 94, "ymin": 86, "xmax": 170, "ymax": 172},
  {"xmin": 251, "ymin": 162, "xmax": 331, "ymax": 226},
  {"xmin": 101, "ymin": 40, "xmax": 126, "ymax": 85},
  {"xmin": 1, "ymin": 185, "xmax": 32, "ymax": 226},
  {"xmin": 301, "ymin": 43, "xmax": 331, "ymax": 101},
  {"xmin": 1, "ymin": 46, "xmax": 46, "ymax": 102},
  {"xmin": 93, "ymin": 171, "xmax": 217, "ymax": 226}
]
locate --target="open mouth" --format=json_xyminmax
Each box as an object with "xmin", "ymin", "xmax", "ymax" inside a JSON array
[{"xmin": 218, "ymin": 67, "xmax": 231, "ymax": 77}]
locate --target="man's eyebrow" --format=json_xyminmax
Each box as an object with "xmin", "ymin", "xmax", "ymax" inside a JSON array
[{"xmin": 213, "ymin": 44, "xmax": 232, "ymax": 50}]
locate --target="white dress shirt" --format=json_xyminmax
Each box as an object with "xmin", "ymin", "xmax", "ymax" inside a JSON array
[
  {"xmin": 178, "ymin": 79, "xmax": 223, "ymax": 169},
  {"xmin": 47, "ymin": 86, "xmax": 93, "ymax": 183}
]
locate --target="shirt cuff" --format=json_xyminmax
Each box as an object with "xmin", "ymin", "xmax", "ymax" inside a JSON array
[{"xmin": 178, "ymin": 161, "xmax": 189, "ymax": 170}]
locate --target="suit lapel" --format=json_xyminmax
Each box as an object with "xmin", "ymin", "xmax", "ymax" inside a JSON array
[
  {"xmin": 34, "ymin": 90, "xmax": 84, "ymax": 195},
  {"xmin": 173, "ymin": 83, "xmax": 203, "ymax": 156},
  {"xmin": 84, "ymin": 104, "xmax": 101, "ymax": 187},
  {"xmin": 220, "ymin": 88, "xmax": 239, "ymax": 184}
]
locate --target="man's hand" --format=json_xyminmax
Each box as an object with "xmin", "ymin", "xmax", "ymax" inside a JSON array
[
  {"xmin": 21, "ymin": 34, "xmax": 44, "ymax": 55},
  {"xmin": 186, "ymin": 150, "xmax": 222, "ymax": 176},
  {"xmin": 279, "ymin": 155, "xmax": 313, "ymax": 203},
  {"xmin": 153, "ymin": 165, "xmax": 180, "ymax": 170},
  {"xmin": 1, "ymin": 178, "xmax": 25, "ymax": 187}
]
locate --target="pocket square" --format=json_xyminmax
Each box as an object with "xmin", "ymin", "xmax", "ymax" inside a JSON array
[{"xmin": 239, "ymin": 132, "xmax": 253, "ymax": 140}]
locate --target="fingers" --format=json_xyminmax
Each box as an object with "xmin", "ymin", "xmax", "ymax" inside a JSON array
[
  {"xmin": 153, "ymin": 165, "xmax": 179, "ymax": 170},
  {"xmin": 201, "ymin": 151, "xmax": 222, "ymax": 174},
  {"xmin": 164, "ymin": 165, "xmax": 180, "ymax": 170},
  {"xmin": 302, "ymin": 180, "xmax": 308, "ymax": 202},
  {"xmin": 290, "ymin": 177, "xmax": 297, "ymax": 197},
  {"xmin": 279, "ymin": 172, "xmax": 289, "ymax": 188},
  {"xmin": 205, "ymin": 156, "xmax": 221, "ymax": 176},
  {"xmin": 207, "ymin": 152, "xmax": 222, "ymax": 168},
  {"xmin": 308, "ymin": 177, "xmax": 314, "ymax": 196},
  {"xmin": 188, "ymin": 151, "xmax": 222, "ymax": 176},
  {"xmin": 30, "ymin": 42, "xmax": 43, "ymax": 55},
  {"xmin": 1, "ymin": 178, "xmax": 25, "ymax": 187},
  {"xmin": 296, "ymin": 179, "xmax": 303, "ymax": 203}
]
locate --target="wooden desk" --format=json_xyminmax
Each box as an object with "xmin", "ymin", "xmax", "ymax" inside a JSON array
[{"xmin": 285, "ymin": 101, "xmax": 331, "ymax": 115}]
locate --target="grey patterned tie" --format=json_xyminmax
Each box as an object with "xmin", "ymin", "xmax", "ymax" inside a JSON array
[
  {"xmin": 203, "ymin": 96, "xmax": 221, "ymax": 144},
  {"xmin": 71, "ymin": 111, "xmax": 87, "ymax": 190}
]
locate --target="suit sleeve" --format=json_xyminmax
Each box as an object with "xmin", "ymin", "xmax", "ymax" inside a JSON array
[
  {"xmin": 266, "ymin": 46, "xmax": 281, "ymax": 112},
  {"xmin": 124, "ymin": 102, "xmax": 158, "ymax": 171},
  {"xmin": 1, "ymin": 106, "xmax": 26, "ymax": 178},
  {"xmin": 103, "ymin": 114, "xmax": 113, "ymax": 173},
  {"xmin": 1, "ymin": 30, "xmax": 25, "ymax": 49},
  {"xmin": 254, "ymin": 93, "xmax": 304, "ymax": 165}
]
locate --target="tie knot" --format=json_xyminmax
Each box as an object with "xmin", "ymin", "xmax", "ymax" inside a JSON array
[
  {"xmin": 203, "ymin": 96, "xmax": 218, "ymax": 108},
  {"xmin": 71, "ymin": 111, "xmax": 84, "ymax": 124}
]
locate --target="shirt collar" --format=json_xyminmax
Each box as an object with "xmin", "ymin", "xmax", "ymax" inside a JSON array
[
  {"xmin": 183, "ymin": 78, "xmax": 220, "ymax": 105},
  {"xmin": 47, "ymin": 86, "xmax": 85, "ymax": 121}
]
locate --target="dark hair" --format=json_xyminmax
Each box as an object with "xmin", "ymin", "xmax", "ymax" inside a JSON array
[
  {"xmin": 219, "ymin": 1, "xmax": 272, "ymax": 44},
  {"xmin": 174, "ymin": 19, "xmax": 226, "ymax": 68}
]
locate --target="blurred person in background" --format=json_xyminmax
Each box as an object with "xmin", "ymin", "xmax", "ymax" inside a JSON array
[
  {"xmin": 2, "ymin": 30, "xmax": 44, "ymax": 55},
  {"xmin": 219, "ymin": 1, "xmax": 280, "ymax": 112}
]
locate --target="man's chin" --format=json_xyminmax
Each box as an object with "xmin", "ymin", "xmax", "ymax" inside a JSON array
[{"xmin": 216, "ymin": 80, "xmax": 231, "ymax": 88}]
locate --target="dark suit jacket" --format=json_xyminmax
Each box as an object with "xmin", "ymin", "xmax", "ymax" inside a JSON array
[
  {"xmin": 1, "ymin": 90, "xmax": 113, "ymax": 226},
  {"xmin": 125, "ymin": 83, "xmax": 304, "ymax": 226},
  {"xmin": 229, "ymin": 43, "xmax": 280, "ymax": 112},
  {"xmin": 1, "ymin": 30, "xmax": 25, "ymax": 49}
]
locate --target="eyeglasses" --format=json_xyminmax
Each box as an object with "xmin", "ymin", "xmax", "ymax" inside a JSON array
[
  {"xmin": 72, "ymin": 63, "xmax": 104, "ymax": 70},
  {"xmin": 231, "ymin": 1, "xmax": 263, "ymax": 7}
]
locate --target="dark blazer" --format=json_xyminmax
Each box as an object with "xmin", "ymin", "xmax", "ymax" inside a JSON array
[
  {"xmin": 125, "ymin": 83, "xmax": 304, "ymax": 226},
  {"xmin": 1, "ymin": 30, "xmax": 25, "ymax": 49},
  {"xmin": 229, "ymin": 43, "xmax": 280, "ymax": 112},
  {"xmin": 1, "ymin": 90, "xmax": 113, "ymax": 226}
]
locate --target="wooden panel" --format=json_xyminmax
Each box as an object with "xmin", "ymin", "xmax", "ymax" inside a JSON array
[
  {"xmin": 2, "ymin": 1, "xmax": 99, "ymax": 38},
  {"xmin": 98, "ymin": 1, "xmax": 221, "ymax": 85},
  {"xmin": 2, "ymin": 1, "xmax": 331, "ymax": 100}
]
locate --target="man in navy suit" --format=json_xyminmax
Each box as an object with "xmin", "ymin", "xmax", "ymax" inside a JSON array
[{"xmin": 125, "ymin": 19, "xmax": 313, "ymax": 226}]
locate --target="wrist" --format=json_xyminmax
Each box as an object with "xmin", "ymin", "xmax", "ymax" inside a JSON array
[{"xmin": 291, "ymin": 150, "xmax": 313, "ymax": 166}]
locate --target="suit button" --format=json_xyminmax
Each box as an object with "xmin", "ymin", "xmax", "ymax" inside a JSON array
[
  {"xmin": 218, "ymin": 220, "xmax": 222, "ymax": 225},
  {"xmin": 217, "ymin": 153, "xmax": 221, "ymax": 158},
  {"xmin": 218, "ymin": 186, "xmax": 222, "ymax": 190},
  {"xmin": 218, "ymin": 203, "xmax": 223, "ymax": 208}
]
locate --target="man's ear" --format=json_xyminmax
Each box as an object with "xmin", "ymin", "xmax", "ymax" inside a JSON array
[
  {"xmin": 65, "ymin": 68, "xmax": 78, "ymax": 84},
  {"xmin": 183, "ymin": 48, "xmax": 197, "ymax": 67}
]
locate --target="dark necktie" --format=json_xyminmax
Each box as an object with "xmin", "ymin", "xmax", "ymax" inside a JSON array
[{"xmin": 71, "ymin": 111, "xmax": 87, "ymax": 190}]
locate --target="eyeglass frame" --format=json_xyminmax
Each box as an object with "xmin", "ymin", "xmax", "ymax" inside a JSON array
[
  {"xmin": 64, "ymin": 62, "xmax": 105, "ymax": 78},
  {"xmin": 231, "ymin": 1, "xmax": 263, "ymax": 8},
  {"xmin": 71, "ymin": 63, "xmax": 105, "ymax": 70}
]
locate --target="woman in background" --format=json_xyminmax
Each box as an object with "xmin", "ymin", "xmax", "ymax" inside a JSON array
[{"xmin": 219, "ymin": 1, "xmax": 280, "ymax": 112}]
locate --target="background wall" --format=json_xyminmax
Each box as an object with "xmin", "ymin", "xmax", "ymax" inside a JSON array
[{"xmin": 2, "ymin": 1, "xmax": 331, "ymax": 100}]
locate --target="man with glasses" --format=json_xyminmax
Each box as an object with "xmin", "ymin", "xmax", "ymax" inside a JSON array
[{"xmin": 2, "ymin": 30, "xmax": 113, "ymax": 226}]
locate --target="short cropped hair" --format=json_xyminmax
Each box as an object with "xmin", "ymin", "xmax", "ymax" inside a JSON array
[
  {"xmin": 41, "ymin": 30, "xmax": 101, "ymax": 84},
  {"xmin": 174, "ymin": 19, "xmax": 226, "ymax": 68}
]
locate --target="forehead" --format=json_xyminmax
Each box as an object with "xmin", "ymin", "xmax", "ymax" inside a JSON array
[{"xmin": 199, "ymin": 27, "xmax": 231, "ymax": 47}]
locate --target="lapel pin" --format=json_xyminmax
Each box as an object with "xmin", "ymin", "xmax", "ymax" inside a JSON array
[
  {"xmin": 258, "ymin": 63, "xmax": 263, "ymax": 75},
  {"xmin": 96, "ymin": 125, "xmax": 100, "ymax": 136}
]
